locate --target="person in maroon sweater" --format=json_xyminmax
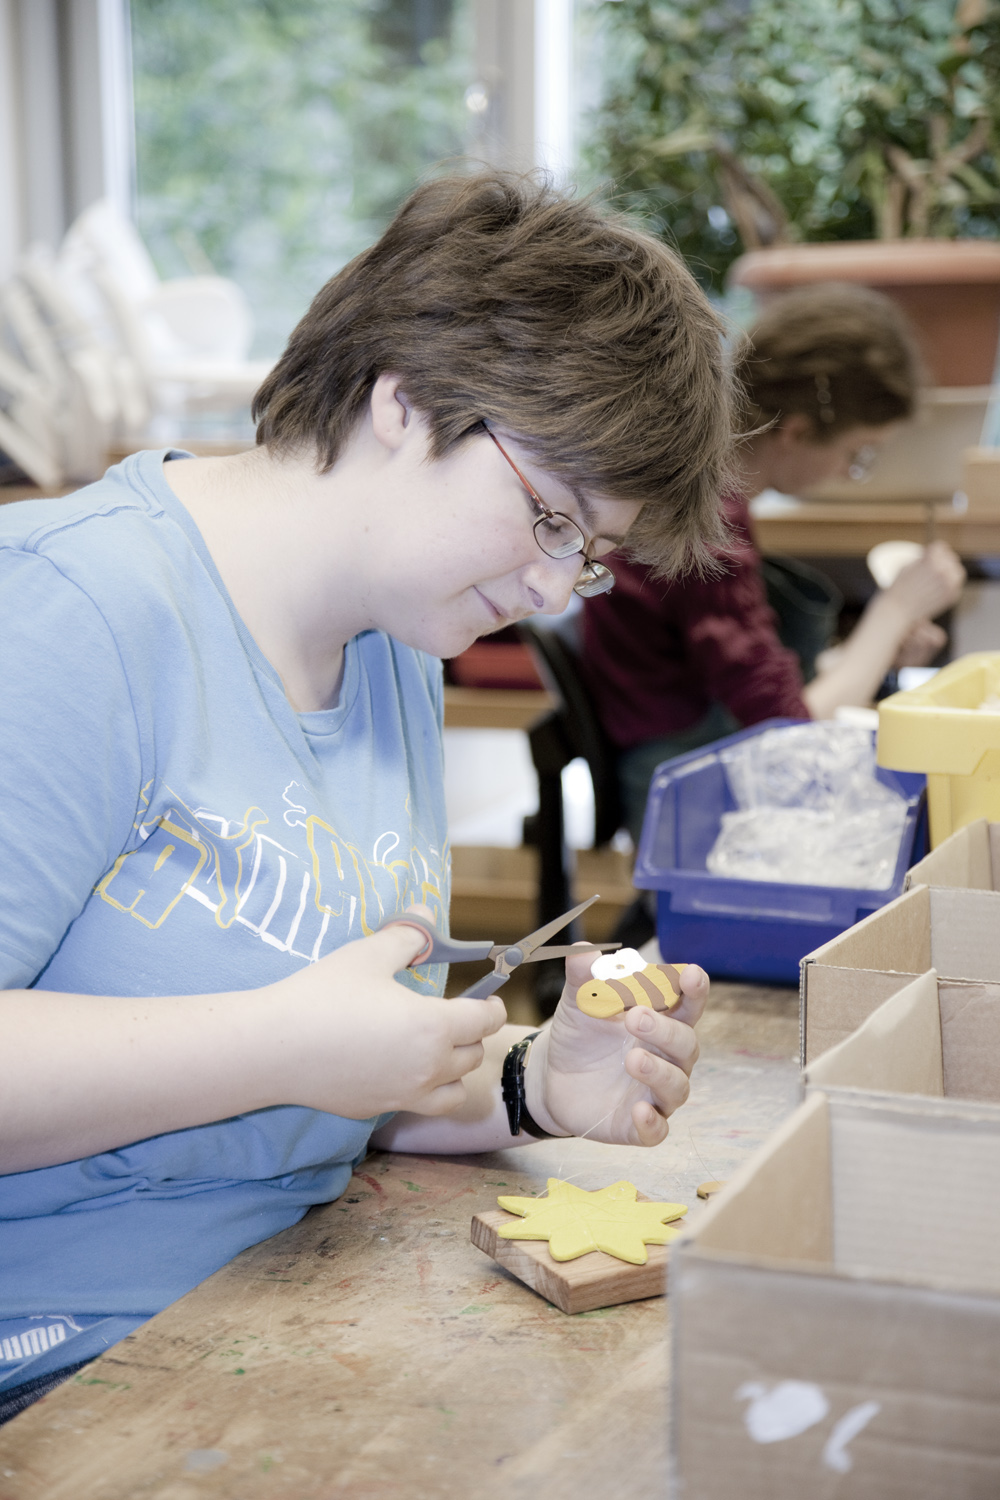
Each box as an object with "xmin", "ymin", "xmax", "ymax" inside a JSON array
[{"xmin": 584, "ymin": 283, "xmax": 966, "ymax": 844}]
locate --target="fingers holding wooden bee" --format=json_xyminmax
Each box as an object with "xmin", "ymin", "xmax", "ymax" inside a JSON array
[
  {"xmin": 575, "ymin": 949, "xmax": 704, "ymax": 1085},
  {"xmin": 539, "ymin": 946, "xmax": 707, "ymax": 1147},
  {"xmin": 662, "ymin": 961, "xmax": 709, "ymax": 1028},
  {"xmin": 622, "ymin": 999, "xmax": 700, "ymax": 1080}
]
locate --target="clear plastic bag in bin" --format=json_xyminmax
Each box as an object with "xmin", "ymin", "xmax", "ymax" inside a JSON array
[{"xmin": 706, "ymin": 723, "xmax": 909, "ymax": 889}]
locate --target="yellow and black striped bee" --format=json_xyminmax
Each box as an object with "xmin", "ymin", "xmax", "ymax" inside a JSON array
[{"xmin": 575, "ymin": 963, "xmax": 685, "ymax": 1019}]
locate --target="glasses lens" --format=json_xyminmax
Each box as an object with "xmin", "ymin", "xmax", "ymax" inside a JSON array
[
  {"xmin": 573, "ymin": 561, "xmax": 615, "ymax": 598},
  {"xmin": 533, "ymin": 513, "xmax": 585, "ymax": 560},
  {"xmin": 848, "ymin": 445, "xmax": 877, "ymax": 483}
]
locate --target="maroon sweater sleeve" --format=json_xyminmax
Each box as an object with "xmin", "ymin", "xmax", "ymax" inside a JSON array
[{"xmin": 582, "ymin": 493, "xmax": 810, "ymax": 750}]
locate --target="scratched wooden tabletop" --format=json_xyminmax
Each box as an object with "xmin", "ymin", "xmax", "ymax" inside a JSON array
[{"xmin": 0, "ymin": 981, "xmax": 799, "ymax": 1500}]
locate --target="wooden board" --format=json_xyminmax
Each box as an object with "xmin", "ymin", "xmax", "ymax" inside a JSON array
[{"xmin": 471, "ymin": 1206, "xmax": 670, "ymax": 1315}]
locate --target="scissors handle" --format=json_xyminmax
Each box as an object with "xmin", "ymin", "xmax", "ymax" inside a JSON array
[
  {"xmin": 460, "ymin": 969, "xmax": 510, "ymax": 1000},
  {"xmin": 382, "ymin": 915, "xmax": 494, "ymax": 967}
]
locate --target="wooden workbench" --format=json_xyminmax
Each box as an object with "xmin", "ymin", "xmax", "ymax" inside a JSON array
[{"xmin": 0, "ymin": 982, "xmax": 799, "ymax": 1500}]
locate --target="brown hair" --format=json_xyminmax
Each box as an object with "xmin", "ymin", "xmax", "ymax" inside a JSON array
[
  {"xmin": 737, "ymin": 282, "xmax": 924, "ymax": 441},
  {"xmin": 252, "ymin": 171, "xmax": 737, "ymax": 575}
]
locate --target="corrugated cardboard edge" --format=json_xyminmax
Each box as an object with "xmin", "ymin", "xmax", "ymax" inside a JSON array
[
  {"xmin": 821, "ymin": 1084, "xmax": 1000, "ymax": 1131},
  {"xmin": 825, "ymin": 1089, "xmax": 1000, "ymax": 1294},
  {"xmin": 677, "ymin": 1089, "xmax": 1000, "ymax": 1289},
  {"xmin": 799, "ymin": 884, "xmax": 1000, "ymax": 1064},
  {"xmin": 673, "ymin": 1091, "xmax": 832, "ymax": 1267},
  {"xmin": 799, "ymin": 886, "xmax": 931, "ymax": 1066},
  {"xmin": 802, "ymin": 969, "xmax": 944, "ymax": 1099},
  {"xmin": 803, "ymin": 971, "xmax": 1000, "ymax": 1106},
  {"xmin": 939, "ymin": 978, "xmax": 1000, "ymax": 1099},
  {"xmin": 905, "ymin": 818, "xmax": 992, "ymax": 891},
  {"xmin": 930, "ymin": 886, "xmax": 1000, "ymax": 979}
]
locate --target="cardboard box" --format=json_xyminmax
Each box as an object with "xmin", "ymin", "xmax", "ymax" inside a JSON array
[
  {"xmin": 799, "ymin": 883, "xmax": 1000, "ymax": 1064},
  {"xmin": 804, "ymin": 967, "xmax": 1000, "ymax": 1105},
  {"xmin": 905, "ymin": 817, "xmax": 1000, "ymax": 893},
  {"xmin": 670, "ymin": 1089, "xmax": 1000, "ymax": 1499}
]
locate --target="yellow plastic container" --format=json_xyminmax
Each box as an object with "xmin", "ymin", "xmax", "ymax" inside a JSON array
[{"xmin": 877, "ymin": 652, "xmax": 1000, "ymax": 846}]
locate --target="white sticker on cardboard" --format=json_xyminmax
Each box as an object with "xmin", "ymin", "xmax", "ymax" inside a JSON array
[
  {"xmin": 736, "ymin": 1380, "xmax": 830, "ymax": 1443},
  {"xmin": 822, "ymin": 1400, "xmax": 881, "ymax": 1473}
]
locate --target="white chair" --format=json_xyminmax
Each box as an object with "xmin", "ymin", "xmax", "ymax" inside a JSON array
[
  {"xmin": 58, "ymin": 200, "xmax": 272, "ymax": 426},
  {"xmin": 0, "ymin": 342, "xmax": 63, "ymax": 490}
]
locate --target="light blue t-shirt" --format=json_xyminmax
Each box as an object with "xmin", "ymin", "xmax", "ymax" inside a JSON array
[{"xmin": 0, "ymin": 450, "xmax": 450, "ymax": 1388}]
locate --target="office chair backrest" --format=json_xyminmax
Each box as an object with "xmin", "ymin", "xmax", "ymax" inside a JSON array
[{"xmin": 517, "ymin": 620, "xmax": 623, "ymax": 848}]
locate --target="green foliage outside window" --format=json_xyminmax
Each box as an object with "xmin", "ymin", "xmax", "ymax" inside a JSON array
[
  {"xmin": 131, "ymin": 0, "xmax": 473, "ymax": 356},
  {"xmin": 588, "ymin": 0, "xmax": 1000, "ymax": 294}
]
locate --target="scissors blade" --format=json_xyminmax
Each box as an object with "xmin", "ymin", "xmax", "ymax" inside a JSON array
[
  {"xmin": 513, "ymin": 895, "xmax": 601, "ymax": 960},
  {"xmin": 517, "ymin": 942, "xmax": 621, "ymax": 962}
]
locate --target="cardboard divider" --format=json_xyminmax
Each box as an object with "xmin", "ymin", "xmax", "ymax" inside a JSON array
[
  {"xmin": 906, "ymin": 817, "xmax": 998, "ymax": 891},
  {"xmin": 804, "ymin": 971, "xmax": 944, "ymax": 1098},
  {"xmin": 799, "ymin": 883, "xmax": 1000, "ymax": 1063},
  {"xmin": 805, "ymin": 967, "xmax": 1000, "ymax": 1107},
  {"xmin": 829, "ymin": 1093, "xmax": 1000, "ymax": 1292},
  {"xmin": 689, "ymin": 1090, "xmax": 832, "ymax": 1267},
  {"xmin": 671, "ymin": 1090, "xmax": 1000, "ymax": 1499},
  {"xmin": 940, "ymin": 981, "xmax": 1000, "ymax": 1098}
]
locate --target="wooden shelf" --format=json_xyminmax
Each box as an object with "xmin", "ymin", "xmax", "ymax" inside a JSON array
[
  {"xmin": 443, "ymin": 685, "xmax": 556, "ymax": 730},
  {"xmin": 451, "ymin": 844, "xmax": 635, "ymax": 940},
  {"xmin": 754, "ymin": 497, "xmax": 1000, "ymax": 556}
]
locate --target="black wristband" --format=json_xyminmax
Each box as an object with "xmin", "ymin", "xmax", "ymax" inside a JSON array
[{"xmin": 501, "ymin": 1032, "xmax": 562, "ymax": 1139}]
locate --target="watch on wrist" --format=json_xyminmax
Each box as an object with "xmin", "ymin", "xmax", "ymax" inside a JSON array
[{"xmin": 501, "ymin": 1031, "xmax": 563, "ymax": 1140}]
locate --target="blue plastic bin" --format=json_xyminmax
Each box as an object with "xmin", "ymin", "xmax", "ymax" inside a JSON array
[{"xmin": 632, "ymin": 719, "xmax": 928, "ymax": 985}]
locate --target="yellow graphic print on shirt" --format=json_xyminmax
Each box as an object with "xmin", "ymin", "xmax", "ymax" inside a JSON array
[{"xmin": 95, "ymin": 780, "xmax": 448, "ymax": 983}]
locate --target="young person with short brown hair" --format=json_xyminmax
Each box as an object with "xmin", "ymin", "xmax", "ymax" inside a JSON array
[
  {"xmin": 0, "ymin": 171, "xmax": 731, "ymax": 1411},
  {"xmin": 584, "ymin": 280, "xmax": 966, "ymax": 844}
]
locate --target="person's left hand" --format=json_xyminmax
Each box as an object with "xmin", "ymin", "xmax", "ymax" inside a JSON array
[
  {"xmin": 524, "ymin": 947, "xmax": 709, "ymax": 1146},
  {"xmin": 892, "ymin": 618, "xmax": 947, "ymax": 669}
]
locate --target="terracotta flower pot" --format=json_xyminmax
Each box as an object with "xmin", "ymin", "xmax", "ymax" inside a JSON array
[{"xmin": 730, "ymin": 240, "xmax": 1000, "ymax": 387}]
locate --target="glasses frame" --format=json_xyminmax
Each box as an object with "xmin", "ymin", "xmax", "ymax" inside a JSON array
[
  {"xmin": 848, "ymin": 444, "xmax": 878, "ymax": 484},
  {"xmin": 484, "ymin": 427, "xmax": 615, "ymax": 598}
]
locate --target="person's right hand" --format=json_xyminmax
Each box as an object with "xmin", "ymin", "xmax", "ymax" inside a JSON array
[
  {"xmin": 883, "ymin": 540, "xmax": 965, "ymax": 626},
  {"xmin": 265, "ymin": 913, "xmax": 507, "ymax": 1121}
]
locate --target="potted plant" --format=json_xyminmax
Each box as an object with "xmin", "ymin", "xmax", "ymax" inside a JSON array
[{"xmin": 591, "ymin": 0, "xmax": 1000, "ymax": 387}]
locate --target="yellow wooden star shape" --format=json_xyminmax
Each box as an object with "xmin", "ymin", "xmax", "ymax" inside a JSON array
[{"xmin": 495, "ymin": 1179, "xmax": 688, "ymax": 1265}]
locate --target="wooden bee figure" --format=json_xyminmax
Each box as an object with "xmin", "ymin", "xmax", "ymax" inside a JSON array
[{"xmin": 575, "ymin": 949, "xmax": 685, "ymax": 1020}]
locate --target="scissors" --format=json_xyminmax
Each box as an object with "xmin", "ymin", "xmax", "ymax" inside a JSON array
[{"xmin": 385, "ymin": 895, "xmax": 621, "ymax": 999}]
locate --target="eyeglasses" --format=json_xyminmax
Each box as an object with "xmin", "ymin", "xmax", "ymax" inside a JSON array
[
  {"xmin": 848, "ymin": 445, "xmax": 878, "ymax": 483},
  {"xmin": 484, "ymin": 427, "xmax": 615, "ymax": 598}
]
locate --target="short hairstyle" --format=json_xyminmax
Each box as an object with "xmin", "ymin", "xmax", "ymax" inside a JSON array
[
  {"xmin": 252, "ymin": 171, "xmax": 737, "ymax": 575},
  {"xmin": 737, "ymin": 282, "xmax": 924, "ymax": 441}
]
